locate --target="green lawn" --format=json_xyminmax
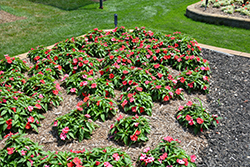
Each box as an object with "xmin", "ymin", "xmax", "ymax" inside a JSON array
[{"xmin": 0, "ymin": 0, "xmax": 250, "ymax": 59}]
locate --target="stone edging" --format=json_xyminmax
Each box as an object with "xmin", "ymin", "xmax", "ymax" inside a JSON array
[
  {"xmin": 186, "ymin": 1, "xmax": 250, "ymax": 29},
  {"xmin": 15, "ymin": 29, "xmax": 250, "ymax": 60}
]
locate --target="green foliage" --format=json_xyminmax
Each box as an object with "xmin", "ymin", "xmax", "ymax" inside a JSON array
[{"xmin": 110, "ymin": 115, "xmax": 151, "ymax": 146}]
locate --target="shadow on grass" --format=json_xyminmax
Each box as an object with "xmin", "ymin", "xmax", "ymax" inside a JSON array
[{"xmin": 28, "ymin": 0, "xmax": 99, "ymax": 11}]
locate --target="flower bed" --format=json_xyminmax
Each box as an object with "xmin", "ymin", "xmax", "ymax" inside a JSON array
[
  {"xmin": 0, "ymin": 26, "xmax": 220, "ymax": 166},
  {"xmin": 201, "ymin": 0, "xmax": 250, "ymax": 16}
]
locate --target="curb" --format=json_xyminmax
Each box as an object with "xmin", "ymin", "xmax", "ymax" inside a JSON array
[
  {"xmin": 186, "ymin": 1, "xmax": 250, "ymax": 29},
  {"xmin": 15, "ymin": 29, "xmax": 250, "ymax": 60}
]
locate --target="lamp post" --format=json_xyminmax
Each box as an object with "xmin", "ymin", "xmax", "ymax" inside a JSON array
[
  {"xmin": 114, "ymin": 14, "xmax": 118, "ymax": 28},
  {"xmin": 99, "ymin": 0, "xmax": 103, "ymax": 9}
]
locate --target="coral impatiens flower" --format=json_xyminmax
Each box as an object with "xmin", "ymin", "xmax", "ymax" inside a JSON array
[
  {"xmin": 197, "ymin": 118, "xmax": 204, "ymax": 124},
  {"xmin": 7, "ymin": 147, "xmax": 15, "ymax": 155}
]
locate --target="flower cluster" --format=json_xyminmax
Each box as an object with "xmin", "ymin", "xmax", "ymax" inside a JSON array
[
  {"xmin": 74, "ymin": 95, "xmax": 117, "ymax": 122},
  {"xmin": 176, "ymin": 98, "xmax": 222, "ymax": 134},
  {"xmin": 0, "ymin": 133, "xmax": 133, "ymax": 167},
  {"xmin": 138, "ymin": 136, "xmax": 196, "ymax": 166},
  {"xmin": 201, "ymin": 0, "xmax": 250, "ymax": 16},
  {"xmin": 119, "ymin": 87, "xmax": 153, "ymax": 116},
  {"xmin": 109, "ymin": 115, "xmax": 150, "ymax": 146},
  {"xmin": 52, "ymin": 106, "xmax": 99, "ymax": 141}
]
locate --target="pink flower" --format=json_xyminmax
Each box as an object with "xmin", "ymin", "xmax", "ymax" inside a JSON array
[
  {"xmin": 136, "ymin": 87, "xmax": 143, "ymax": 92},
  {"xmin": 143, "ymin": 147, "xmax": 150, "ymax": 153},
  {"xmin": 132, "ymin": 106, "xmax": 137, "ymax": 112},
  {"xmin": 178, "ymin": 106, "xmax": 184, "ymax": 111},
  {"xmin": 140, "ymin": 153, "xmax": 147, "ymax": 160},
  {"xmin": 85, "ymin": 114, "xmax": 91, "ymax": 118},
  {"xmin": 80, "ymin": 81, "xmax": 88, "ymax": 86},
  {"xmin": 21, "ymin": 150, "xmax": 27, "ymax": 156},
  {"xmin": 117, "ymin": 115, "xmax": 123, "ymax": 121},
  {"xmin": 177, "ymin": 115, "xmax": 182, "ymax": 119},
  {"xmin": 121, "ymin": 100, "xmax": 128, "ymax": 107},
  {"xmin": 190, "ymin": 155, "xmax": 197, "ymax": 162},
  {"xmin": 188, "ymin": 119, "xmax": 194, "ymax": 125},
  {"xmin": 130, "ymin": 98, "xmax": 135, "ymax": 103},
  {"xmin": 177, "ymin": 159, "xmax": 185, "ymax": 165},
  {"xmin": 35, "ymin": 103, "xmax": 42, "ymax": 109},
  {"xmin": 27, "ymin": 116, "xmax": 34, "ymax": 123},
  {"xmin": 134, "ymin": 122, "xmax": 139, "ymax": 127},
  {"xmin": 110, "ymin": 124, "xmax": 114, "ymax": 129},
  {"xmin": 60, "ymin": 132, "xmax": 67, "ymax": 140},
  {"xmin": 203, "ymin": 85, "xmax": 207, "ymax": 90},
  {"xmin": 91, "ymin": 83, "xmax": 97, "ymax": 88},
  {"xmin": 28, "ymin": 106, "xmax": 33, "ymax": 112},
  {"xmin": 145, "ymin": 80, "xmax": 150, "ymax": 85},
  {"xmin": 112, "ymin": 153, "xmax": 120, "ymax": 161},
  {"xmin": 164, "ymin": 136, "xmax": 174, "ymax": 143},
  {"xmin": 53, "ymin": 120, "xmax": 58, "ymax": 126},
  {"xmin": 185, "ymin": 115, "xmax": 192, "ymax": 121},
  {"xmin": 155, "ymin": 85, "xmax": 161, "ymax": 89},
  {"xmin": 186, "ymin": 101, "xmax": 193, "ymax": 106},
  {"xmin": 70, "ymin": 88, "xmax": 76, "ymax": 92},
  {"xmin": 39, "ymin": 94, "xmax": 44, "ymax": 98},
  {"xmin": 104, "ymin": 162, "xmax": 113, "ymax": 167},
  {"xmin": 62, "ymin": 127, "xmax": 69, "ymax": 134},
  {"xmin": 13, "ymin": 96, "xmax": 18, "ymax": 100},
  {"xmin": 197, "ymin": 118, "xmax": 204, "ymax": 124},
  {"xmin": 7, "ymin": 147, "xmax": 15, "ymax": 155}
]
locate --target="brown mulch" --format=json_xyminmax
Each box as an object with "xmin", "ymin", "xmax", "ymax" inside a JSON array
[
  {"xmin": 0, "ymin": 10, "xmax": 26, "ymax": 24},
  {"xmin": 194, "ymin": 1, "xmax": 250, "ymax": 19},
  {"xmin": 0, "ymin": 56, "xmax": 209, "ymax": 164}
]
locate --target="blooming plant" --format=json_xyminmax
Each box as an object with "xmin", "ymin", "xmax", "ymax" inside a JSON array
[
  {"xmin": 201, "ymin": 0, "xmax": 250, "ymax": 16},
  {"xmin": 75, "ymin": 95, "xmax": 117, "ymax": 122},
  {"xmin": 0, "ymin": 133, "xmax": 133, "ymax": 167},
  {"xmin": 138, "ymin": 136, "xmax": 197, "ymax": 167},
  {"xmin": 109, "ymin": 115, "xmax": 150, "ymax": 146},
  {"xmin": 52, "ymin": 106, "xmax": 99, "ymax": 141},
  {"xmin": 0, "ymin": 71, "xmax": 27, "ymax": 91},
  {"xmin": 0, "ymin": 88, "xmax": 45, "ymax": 138},
  {"xmin": 176, "ymin": 98, "xmax": 222, "ymax": 134},
  {"xmin": 77, "ymin": 77, "xmax": 115, "ymax": 98},
  {"xmin": 28, "ymin": 58, "xmax": 64, "ymax": 79},
  {"xmin": 22, "ymin": 72, "xmax": 63, "ymax": 108},
  {"xmin": 0, "ymin": 55, "xmax": 29, "ymax": 73},
  {"xmin": 120, "ymin": 87, "xmax": 153, "ymax": 116}
]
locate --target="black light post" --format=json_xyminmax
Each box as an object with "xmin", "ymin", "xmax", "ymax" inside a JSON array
[
  {"xmin": 205, "ymin": 0, "xmax": 209, "ymax": 10},
  {"xmin": 114, "ymin": 14, "xmax": 118, "ymax": 28},
  {"xmin": 99, "ymin": 0, "xmax": 103, "ymax": 9}
]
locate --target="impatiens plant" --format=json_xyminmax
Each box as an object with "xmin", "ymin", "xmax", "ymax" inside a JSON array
[
  {"xmin": 176, "ymin": 98, "xmax": 222, "ymax": 134},
  {"xmin": 77, "ymin": 77, "xmax": 115, "ymax": 98},
  {"xmin": 109, "ymin": 115, "xmax": 150, "ymax": 146},
  {"xmin": 22, "ymin": 72, "xmax": 63, "ymax": 108},
  {"xmin": 0, "ymin": 71, "xmax": 27, "ymax": 91},
  {"xmin": 75, "ymin": 95, "xmax": 117, "ymax": 122},
  {"xmin": 0, "ymin": 55, "xmax": 29, "ymax": 73},
  {"xmin": 0, "ymin": 133, "xmax": 47, "ymax": 167},
  {"xmin": 119, "ymin": 87, "xmax": 153, "ymax": 116},
  {"xmin": 28, "ymin": 58, "xmax": 64, "ymax": 79},
  {"xmin": 0, "ymin": 133, "xmax": 133, "ymax": 167},
  {"xmin": 0, "ymin": 88, "xmax": 45, "ymax": 138},
  {"xmin": 138, "ymin": 136, "xmax": 197, "ymax": 167},
  {"xmin": 52, "ymin": 106, "xmax": 99, "ymax": 141}
]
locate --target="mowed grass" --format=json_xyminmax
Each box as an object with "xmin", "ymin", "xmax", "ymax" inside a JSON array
[{"xmin": 0, "ymin": 0, "xmax": 250, "ymax": 59}]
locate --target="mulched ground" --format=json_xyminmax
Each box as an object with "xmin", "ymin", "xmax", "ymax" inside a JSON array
[{"xmin": 194, "ymin": 1, "xmax": 250, "ymax": 19}]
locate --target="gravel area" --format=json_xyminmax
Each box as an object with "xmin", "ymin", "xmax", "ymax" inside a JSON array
[{"xmin": 198, "ymin": 48, "xmax": 250, "ymax": 167}]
